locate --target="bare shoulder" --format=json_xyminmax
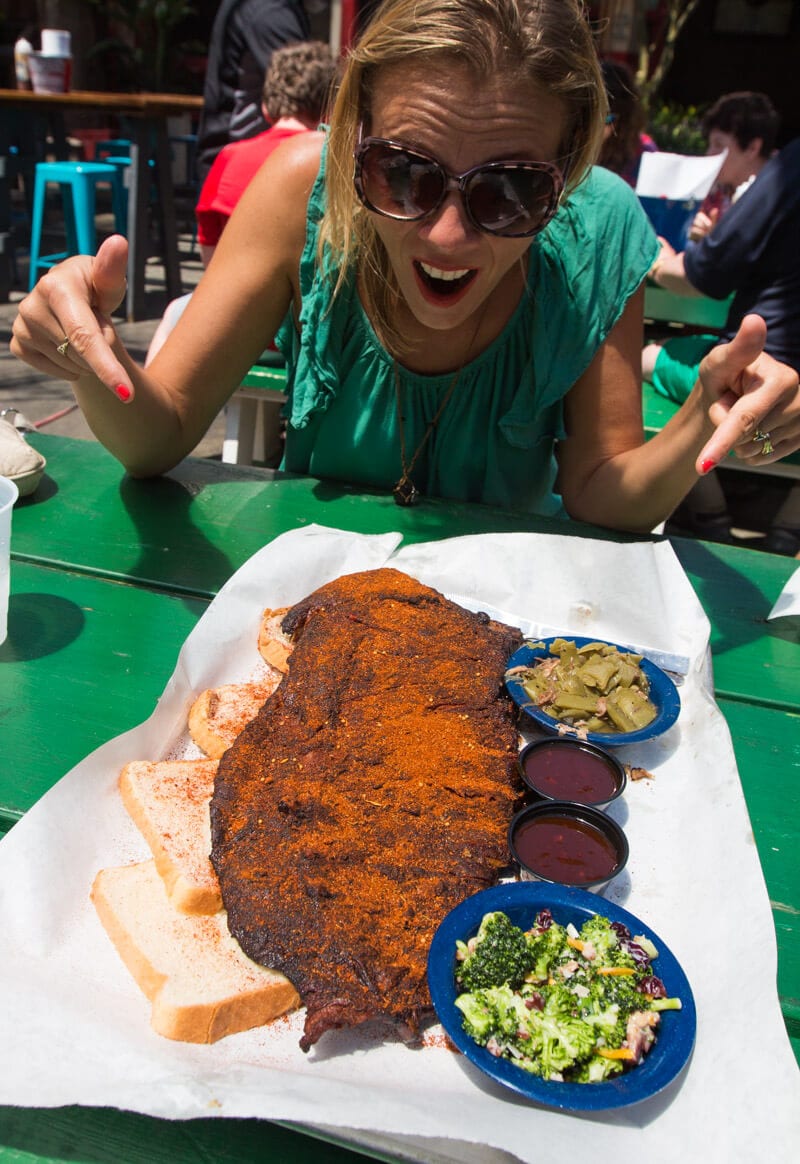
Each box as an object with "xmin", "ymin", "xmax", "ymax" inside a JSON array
[{"xmin": 220, "ymin": 131, "xmax": 325, "ymax": 277}]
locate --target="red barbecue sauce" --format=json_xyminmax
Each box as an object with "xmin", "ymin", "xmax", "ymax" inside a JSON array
[
  {"xmin": 521, "ymin": 742, "xmax": 619, "ymax": 804},
  {"xmin": 513, "ymin": 813, "xmax": 620, "ymax": 884}
]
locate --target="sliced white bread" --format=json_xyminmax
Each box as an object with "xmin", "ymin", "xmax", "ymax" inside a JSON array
[
  {"xmin": 187, "ymin": 674, "xmax": 281, "ymax": 759},
  {"xmin": 119, "ymin": 759, "xmax": 221, "ymax": 915},
  {"xmin": 91, "ymin": 861, "xmax": 300, "ymax": 1043},
  {"xmin": 257, "ymin": 606, "xmax": 294, "ymax": 673}
]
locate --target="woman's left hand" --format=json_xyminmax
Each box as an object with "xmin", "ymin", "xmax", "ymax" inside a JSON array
[{"xmin": 696, "ymin": 314, "xmax": 800, "ymax": 473}]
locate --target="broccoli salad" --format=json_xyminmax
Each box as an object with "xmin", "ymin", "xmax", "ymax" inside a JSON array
[{"xmin": 454, "ymin": 909, "xmax": 682, "ymax": 1083}]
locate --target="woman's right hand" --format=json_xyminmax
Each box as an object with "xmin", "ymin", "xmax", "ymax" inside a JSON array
[{"xmin": 10, "ymin": 235, "xmax": 135, "ymax": 403}]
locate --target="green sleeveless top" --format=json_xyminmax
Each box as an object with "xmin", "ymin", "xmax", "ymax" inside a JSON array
[{"xmin": 276, "ymin": 146, "xmax": 658, "ymax": 516}]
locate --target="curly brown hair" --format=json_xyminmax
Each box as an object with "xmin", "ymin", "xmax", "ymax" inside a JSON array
[{"xmin": 261, "ymin": 41, "xmax": 338, "ymax": 123}]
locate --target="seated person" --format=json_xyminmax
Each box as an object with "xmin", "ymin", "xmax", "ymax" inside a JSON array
[
  {"xmin": 687, "ymin": 91, "xmax": 780, "ymax": 243},
  {"xmin": 11, "ymin": 0, "xmax": 800, "ymax": 545},
  {"xmin": 643, "ymin": 115, "xmax": 800, "ymax": 554},
  {"xmin": 196, "ymin": 0, "xmax": 311, "ymax": 184},
  {"xmin": 597, "ymin": 60, "xmax": 657, "ymax": 188},
  {"xmin": 147, "ymin": 40, "xmax": 337, "ymax": 362}
]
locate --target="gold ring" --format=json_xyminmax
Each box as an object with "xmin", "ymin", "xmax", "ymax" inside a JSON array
[
  {"xmin": 56, "ymin": 336, "xmax": 70, "ymax": 357},
  {"xmin": 761, "ymin": 437, "xmax": 774, "ymax": 456},
  {"xmin": 753, "ymin": 428, "xmax": 770, "ymax": 443}
]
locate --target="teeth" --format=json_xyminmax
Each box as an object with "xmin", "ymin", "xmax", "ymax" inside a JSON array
[{"xmin": 419, "ymin": 262, "xmax": 471, "ymax": 282}]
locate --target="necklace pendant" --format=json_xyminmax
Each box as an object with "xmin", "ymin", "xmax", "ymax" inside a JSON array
[{"xmin": 393, "ymin": 476, "xmax": 420, "ymax": 507}]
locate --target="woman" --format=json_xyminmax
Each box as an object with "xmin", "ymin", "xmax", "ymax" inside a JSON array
[
  {"xmin": 598, "ymin": 60, "xmax": 657, "ymax": 188},
  {"xmin": 10, "ymin": 0, "xmax": 800, "ymax": 532}
]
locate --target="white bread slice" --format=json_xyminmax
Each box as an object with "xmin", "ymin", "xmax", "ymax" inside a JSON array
[
  {"xmin": 119, "ymin": 760, "xmax": 221, "ymax": 915},
  {"xmin": 91, "ymin": 861, "xmax": 300, "ymax": 1042},
  {"xmin": 257, "ymin": 606, "xmax": 294, "ymax": 673},
  {"xmin": 187, "ymin": 674, "xmax": 281, "ymax": 759}
]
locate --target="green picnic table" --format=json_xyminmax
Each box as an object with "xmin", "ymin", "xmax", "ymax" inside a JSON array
[{"xmin": 1, "ymin": 433, "xmax": 798, "ymax": 1162}]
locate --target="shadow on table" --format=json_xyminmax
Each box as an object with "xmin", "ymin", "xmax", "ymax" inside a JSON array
[
  {"xmin": 118, "ymin": 473, "xmax": 236, "ymax": 600},
  {"xmin": 670, "ymin": 536, "xmax": 787, "ymax": 657},
  {"xmin": 0, "ymin": 592, "xmax": 84, "ymax": 662},
  {"xmin": 0, "ymin": 1105, "xmax": 358, "ymax": 1164}
]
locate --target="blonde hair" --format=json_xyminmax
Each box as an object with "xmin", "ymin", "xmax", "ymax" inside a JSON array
[{"xmin": 320, "ymin": 0, "xmax": 606, "ymax": 348}]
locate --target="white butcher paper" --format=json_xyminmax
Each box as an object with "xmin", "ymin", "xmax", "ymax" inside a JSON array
[{"xmin": 1, "ymin": 523, "xmax": 798, "ymax": 1164}]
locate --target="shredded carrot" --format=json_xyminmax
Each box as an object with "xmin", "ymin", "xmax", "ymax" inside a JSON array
[
  {"xmin": 598, "ymin": 1046, "xmax": 636, "ymax": 1061},
  {"xmin": 567, "ymin": 937, "xmax": 585, "ymax": 952},
  {"xmin": 597, "ymin": 966, "xmax": 636, "ymax": 976}
]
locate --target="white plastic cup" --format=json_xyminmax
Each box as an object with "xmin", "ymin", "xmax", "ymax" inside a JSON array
[
  {"xmin": 0, "ymin": 476, "xmax": 18, "ymax": 646},
  {"xmin": 29, "ymin": 51, "xmax": 72, "ymax": 94},
  {"xmin": 41, "ymin": 29, "xmax": 72, "ymax": 57}
]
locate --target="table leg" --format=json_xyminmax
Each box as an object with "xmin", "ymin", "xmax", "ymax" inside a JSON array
[
  {"xmin": 124, "ymin": 120, "xmax": 183, "ymax": 323},
  {"xmin": 152, "ymin": 123, "xmax": 182, "ymax": 303}
]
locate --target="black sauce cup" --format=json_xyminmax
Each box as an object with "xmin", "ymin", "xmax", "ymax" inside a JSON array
[
  {"xmin": 508, "ymin": 801, "xmax": 629, "ymax": 894},
  {"xmin": 517, "ymin": 737, "xmax": 627, "ymax": 811}
]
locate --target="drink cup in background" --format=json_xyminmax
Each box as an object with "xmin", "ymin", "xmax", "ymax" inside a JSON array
[
  {"xmin": 28, "ymin": 52, "xmax": 72, "ymax": 94},
  {"xmin": 31, "ymin": 30, "xmax": 73, "ymax": 94},
  {"xmin": 0, "ymin": 476, "xmax": 19, "ymax": 645}
]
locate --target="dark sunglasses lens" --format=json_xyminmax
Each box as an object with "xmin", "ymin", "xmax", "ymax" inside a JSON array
[
  {"xmin": 360, "ymin": 144, "xmax": 444, "ymax": 219},
  {"xmin": 466, "ymin": 167, "xmax": 558, "ymax": 235}
]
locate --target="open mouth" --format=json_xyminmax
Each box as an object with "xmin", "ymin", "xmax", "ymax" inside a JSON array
[{"xmin": 414, "ymin": 260, "xmax": 477, "ymax": 298}]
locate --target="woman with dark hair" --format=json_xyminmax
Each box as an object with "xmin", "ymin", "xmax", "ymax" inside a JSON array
[
  {"xmin": 598, "ymin": 60, "xmax": 656, "ymax": 187},
  {"xmin": 10, "ymin": 0, "xmax": 800, "ymax": 529}
]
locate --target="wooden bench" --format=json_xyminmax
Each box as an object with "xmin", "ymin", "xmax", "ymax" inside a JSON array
[
  {"xmin": 644, "ymin": 285, "xmax": 732, "ymax": 332},
  {"xmin": 222, "ymin": 356, "xmax": 287, "ymax": 466}
]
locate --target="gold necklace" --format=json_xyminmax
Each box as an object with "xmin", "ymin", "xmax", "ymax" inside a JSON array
[
  {"xmin": 392, "ymin": 361, "xmax": 463, "ymax": 506},
  {"xmin": 391, "ymin": 308, "xmax": 486, "ymax": 507}
]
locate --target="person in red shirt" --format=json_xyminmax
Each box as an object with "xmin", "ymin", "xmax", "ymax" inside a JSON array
[
  {"xmin": 147, "ymin": 40, "xmax": 337, "ymax": 360},
  {"xmin": 196, "ymin": 40, "xmax": 337, "ymax": 261}
]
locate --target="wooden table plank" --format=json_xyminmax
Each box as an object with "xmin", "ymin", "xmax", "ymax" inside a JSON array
[
  {"xmin": 671, "ymin": 538, "xmax": 800, "ymax": 709},
  {"xmin": 0, "ymin": 1107, "xmax": 361, "ymax": 1164},
  {"xmin": 0, "ymin": 560, "xmax": 206, "ymax": 827},
  {"xmin": 644, "ymin": 285, "xmax": 731, "ymax": 331},
  {"xmin": 717, "ymin": 696, "xmax": 800, "ymax": 1045},
  {"xmin": 16, "ymin": 436, "xmax": 800, "ymax": 706}
]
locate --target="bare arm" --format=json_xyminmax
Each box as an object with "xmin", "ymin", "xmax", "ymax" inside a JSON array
[
  {"xmin": 10, "ymin": 132, "xmax": 325, "ymax": 477},
  {"xmin": 647, "ymin": 238, "xmax": 701, "ymax": 297},
  {"xmin": 558, "ymin": 292, "xmax": 800, "ymax": 533}
]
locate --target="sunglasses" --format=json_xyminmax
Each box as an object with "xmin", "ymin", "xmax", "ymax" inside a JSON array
[{"xmin": 353, "ymin": 134, "xmax": 565, "ymax": 238}]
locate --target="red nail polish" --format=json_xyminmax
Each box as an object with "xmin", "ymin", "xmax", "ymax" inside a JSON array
[
  {"xmin": 115, "ymin": 384, "xmax": 132, "ymax": 403},
  {"xmin": 700, "ymin": 458, "xmax": 716, "ymax": 474}
]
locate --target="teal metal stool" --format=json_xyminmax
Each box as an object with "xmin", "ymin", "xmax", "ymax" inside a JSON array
[{"xmin": 28, "ymin": 161, "xmax": 127, "ymax": 290}]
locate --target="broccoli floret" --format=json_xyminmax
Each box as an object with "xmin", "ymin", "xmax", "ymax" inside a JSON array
[
  {"xmin": 527, "ymin": 919, "xmax": 570, "ymax": 981},
  {"xmin": 574, "ymin": 1054, "xmax": 625, "ymax": 1083},
  {"xmin": 537, "ymin": 1013, "xmax": 597, "ymax": 1079},
  {"xmin": 542, "ymin": 981, "xmax": 581, "ymax": 1020},
  {"xmin": 455, "ymin": 911, "xmax": 535, "ymax": 991},
  {"xmin": 650, "ymin": 996, "xmax": 682, "ymax": 1012},
  {"xmin": 589, "ymin": 970, "xmax": 643, "ymax": 1013},
  {"xmin": 454, "ymin": 990, "xmax": 496, "ymax": 1041},
  {"xmin": 455, "ymin": 983, "xmax": 530, "ymax": 1044},
  {"xmin": 582, "ymin": 1001, "xmax": 627, "ymax": 1046},
  {"xmin": 578, "ymin": 914, "xmax": 642, "ymax": 970}
]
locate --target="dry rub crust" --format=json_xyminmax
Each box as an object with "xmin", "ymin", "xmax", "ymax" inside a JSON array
[
  {"xmin": 188, "ymin": 672, "xmax": 283, "ymax": 759},
  {"xmin": 211, "ymin": 567, "xmax": 524, "ymax": 1051},
  {"xmin": 258, "ymin": 607, "xmax": 294, "ymax": 673}
]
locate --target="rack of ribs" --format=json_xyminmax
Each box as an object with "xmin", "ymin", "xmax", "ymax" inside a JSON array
[{"xmin": 210, "ymin": 567, "xmax": 523, "ymax": 1050}]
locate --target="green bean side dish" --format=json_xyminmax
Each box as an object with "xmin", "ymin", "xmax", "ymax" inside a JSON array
[{"xmin": 512, "ymin": 639, "xmax": 658, "ymax": 734}]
